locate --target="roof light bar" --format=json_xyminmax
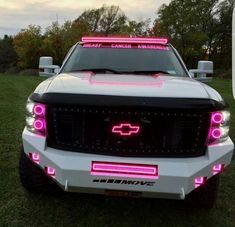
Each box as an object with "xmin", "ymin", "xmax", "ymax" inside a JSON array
[{"xmin": 82, "ymin": 37, "xmax": 169, "ymax": 45}]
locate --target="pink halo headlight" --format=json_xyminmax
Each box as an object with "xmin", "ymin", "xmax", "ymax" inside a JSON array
[
  {"xmin": 26, "ymin": 101, "xmax": 47, "ymax": 136},
  {"xmin": 208, "ymin": 110, "xmax": 230, "ymax": 145},
  {"xmin": 33, "ymin": 119, "xmax": 45, "ymax": 131},
  {"xmin": 34, "ymin": 104, "xmax": 46, "ymax": 117},
  {"xmin": 211, "ymin": 128, "xmax": 222, "ymax": 140},
  {"xmin": 212, "ymin": 112, "xmax": 223, "ymax": 125}
]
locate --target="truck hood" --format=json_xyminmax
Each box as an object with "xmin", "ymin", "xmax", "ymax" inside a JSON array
[{"xmin": 35, "ymin": 72, "xmax": 223, "ymax": 101}]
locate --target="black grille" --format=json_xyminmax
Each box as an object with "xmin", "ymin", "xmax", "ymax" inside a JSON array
[{"xmin": 46, "ymin": 105, "xmax": 210, "ymax": 157}]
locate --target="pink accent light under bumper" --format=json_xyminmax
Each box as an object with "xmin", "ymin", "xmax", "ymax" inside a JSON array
[
  {"xmin": 213, "ymin": 164, "xmax": 224, "ymax": 175},
  {"xmin": 91, "ymin": 162, "xmax": 158, "ymax": 179},
  {"xmin": 194, "ymin": 176, "xmax": 207, "ymax": 188},
  {"xmin": 29, "ymin": 153, "xmax": 40, "ymax": 164},
  {"xmin": 45, "ymin": 166, "xmax": 56, "ymax": 178}
]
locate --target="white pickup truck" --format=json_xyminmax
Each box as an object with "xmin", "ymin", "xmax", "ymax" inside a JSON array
[{"xmin": 20, "ymin": 36, "xmax": 234, "ymax": 209}]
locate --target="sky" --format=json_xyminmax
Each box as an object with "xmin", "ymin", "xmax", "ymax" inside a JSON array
[{"xmin": 0, "ymin": 0, "xmax": 171, "ymax": 37}]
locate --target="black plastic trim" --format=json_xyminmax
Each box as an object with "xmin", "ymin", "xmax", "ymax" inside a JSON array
[{"xmin": 30, "ymin": 93, "xmax": 228, "ymax": 111}]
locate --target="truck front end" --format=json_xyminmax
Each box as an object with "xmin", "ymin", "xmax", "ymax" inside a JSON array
[{"xmin": 20, "ymin": 37, "xmax": 234, "ymax": 208}]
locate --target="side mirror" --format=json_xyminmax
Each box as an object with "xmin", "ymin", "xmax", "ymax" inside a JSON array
[
  {"xmin": 39, "ymin": 57, "xmax": 60, "ymax": 77},
  {"xmin": 189, "ymin": 61, "xmax": 213, "ymax": 82},
  {"xmin": 232, "ymin": 8, "xmax": 235, "ymax": 98}
]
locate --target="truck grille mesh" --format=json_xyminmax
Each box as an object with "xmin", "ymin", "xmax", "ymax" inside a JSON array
[{"xmin": 46, "ymin": 105, "xmax": 210, "ymax": 157}]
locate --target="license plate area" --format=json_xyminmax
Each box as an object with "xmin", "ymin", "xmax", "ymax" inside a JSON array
[{"xmin": 104, "ymin": 190, "xmax": 142, "ymax": 197}]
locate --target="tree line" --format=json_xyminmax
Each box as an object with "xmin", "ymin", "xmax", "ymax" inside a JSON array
[{"xmin": 0, "ymin": 0, "xmax": 233, "ymax": 76}]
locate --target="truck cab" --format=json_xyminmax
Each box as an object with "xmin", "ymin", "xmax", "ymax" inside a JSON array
[{"xmin": 20, "ymin": 37, "xmax": 234, "ymax": 208}]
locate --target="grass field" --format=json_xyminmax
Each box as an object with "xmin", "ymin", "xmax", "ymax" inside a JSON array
[{"xmin": 0, "ymin": 74, "xmax": 234, "ymax": 227}]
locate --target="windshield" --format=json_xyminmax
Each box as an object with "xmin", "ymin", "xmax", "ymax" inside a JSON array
[{"xmin": 62, "ymin": 45, "xmax": 188, "ymax": 77}]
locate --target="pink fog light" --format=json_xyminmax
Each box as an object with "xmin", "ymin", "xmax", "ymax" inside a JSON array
[
  {"xmin": 194, "ymin": 177, "xmax": 207, "ymax": 188},
  {"xmin": 91, "ymin": 161, "xmax": 158, "ymax": 179},
  {"xmin": 34, "ymin": 104, "xmax": 46, "ymax": 117},
  {"xmin": 212, "ymin": 112, "xmax": 223, "ymax": 124},
  {"xmin": 112, "ymin": 123, "xmax": 140, "ymax": 136},
  {"xmin": 29, "ymin": 153, "xmax": 40, "ymax": 164},
  {"xmin": 211, "ymin": 128, "xmax": 222, "ymax": 139},
  {"xmin": 33, "ymin": 119, "xmax": 45, "ymax": 131},
  {"xmin": 45, "ymin": 167, "xmax": 56, "ymax": 178},
  {"xmin": 213, "ymin": 164, "xmax": 224, "ymax": 175}
]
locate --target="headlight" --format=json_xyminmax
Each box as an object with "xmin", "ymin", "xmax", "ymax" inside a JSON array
[
  {"xmin": 208, "ymin": 110, "xmax": 230, "ymax": 144},
  {"xmin": 26, "ymin": 99, "xmax": 46, "ymax": 136}
]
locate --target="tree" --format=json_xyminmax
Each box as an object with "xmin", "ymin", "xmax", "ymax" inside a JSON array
[
  {"xmin": 13, "ymin": 25, "xmax": 43, "ymax": 68},
  {"xmin": 122, "ymin": 20, "xmax": 150, "ymax": 36},
  {"xmin": 75, "ymin": 5, "xmax": 128, "ymax": 36},
  {"xmin": 211, "ymin": 0, "xmax": 234, "ymax": 70},
  {"xmin": 154, "ymin": 0, "xmax": 219, "ymax": 67},
  {"xmin": 154, "ymin": 0, "xmax": 233, "ymax": 71},
  {"xmin": 0, "ymin": 35, "xmax": 18, "ymax": 72},
  {"xmin": 42, "ymin": 22, "xmax": 65, "ymax": 65},
  {"xmin": 42, "ymin": 20, "xmax": 90, "ymax": 65}
]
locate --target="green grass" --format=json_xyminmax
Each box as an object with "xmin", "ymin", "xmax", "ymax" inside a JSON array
[{"xmin": 0, "ymin": 74, "xmax": 234, "ymax": 227}]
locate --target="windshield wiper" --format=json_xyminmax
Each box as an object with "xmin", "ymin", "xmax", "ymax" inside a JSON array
[
  {"xmin": 70, "ymin": 68, "xmax": 121, "ymax": 74},
  {"xmin": 124, "ymin": 70, "xmax": 171, "ymax": 75}
]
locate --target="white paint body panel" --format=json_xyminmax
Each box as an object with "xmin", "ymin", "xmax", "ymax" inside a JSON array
[
  {"xmin": 23, "ymin": 128, "xmax": 234, "ymax": 199},
  {"xmin": 23, "ymin": 44, "xmax": 233, "ymax": 199},
  {"xmin": 34, "ymin": 72, "xmax": 223, "ymax": 101}
]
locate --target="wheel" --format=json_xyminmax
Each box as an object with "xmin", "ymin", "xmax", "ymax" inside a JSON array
[
  {"xmin": 185, "ymin": 175, "xmax": 220, "ymax": 209},
  {"xmin": 19, "ymin": 148, "xmax": 63, "ymax": 194}
]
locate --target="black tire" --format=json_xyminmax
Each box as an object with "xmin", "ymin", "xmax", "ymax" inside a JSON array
[
  {"xmin": 19, "ymin": 148, "xmax": 63, "ymax": 194},
  {"xmin": 185, "ymin": 175, "xmax": 220, "ymax": 209}
]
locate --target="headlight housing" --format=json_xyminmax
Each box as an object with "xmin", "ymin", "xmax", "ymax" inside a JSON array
[
  {"xmin": 208, "ymin": 110, "xmax": 230, "ymax": 145},
  {"xmin": 26, "ymin": 99, "xmax": 46, "ymax": 136}
]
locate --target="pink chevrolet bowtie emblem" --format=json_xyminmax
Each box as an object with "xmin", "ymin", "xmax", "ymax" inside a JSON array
[{"xmin": 112, "ymin": 123, "xmax": 140, "ymax": 136}]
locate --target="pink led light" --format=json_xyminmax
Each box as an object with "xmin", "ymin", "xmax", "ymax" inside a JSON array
[
  {"xmin": 33, "ymin": 104, "xmax": 46, "ymax": 117},
  {"xmin": 212, "ymin": 112, "xmax": 223, "ymax": 124},
  {"xmin": 29, "ymin": 153, "xmax": 40, "ymax": 164},
  {"xmin": 112, "ymin": 123, "xmax": 140, "ymax": 136},
  {"xmin": 208, "ymin": 111, "xmax": 225, "ymax": 145},
  {"xmin": 33, "ymin": 119, "xmax": 45, "ymax": 131},
  {"xmin": 45, "ymin": 166, "xmax": 56, "ymax": 178},
  {"xmin": 213, "ymin": 164, "xmax": 224, "ymax": 175},
  {"xmin": 211, "ymin": 128, "xmax": 222, "ymax": 139},
  {"xmin": 91, "ymin": 161, "xmax": 158, "ymax": 179},
  {"xmin": 84, "ymin": 43, "xmax": 169, "ymax": 50},
  {"xmin": 93, "ymin": 163, "xmax": 157, "ymax": 174},
  {"xmin": 82, "ymin": 37, "xmax": 169, "ymax": 45},
  {"xmin": 194, "ymin": 177, "xmax": 206, "ymax": 188}
]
